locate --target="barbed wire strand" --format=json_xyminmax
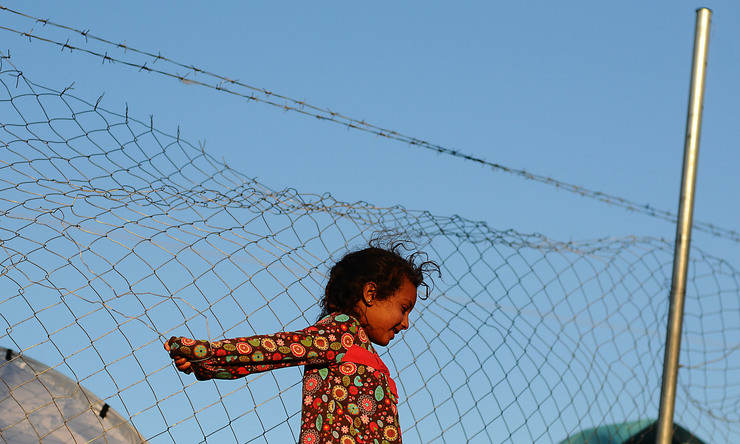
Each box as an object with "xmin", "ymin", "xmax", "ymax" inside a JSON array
[{"xmin": 0, "ymin": 5, "xmax": 737, "ymax": 244}]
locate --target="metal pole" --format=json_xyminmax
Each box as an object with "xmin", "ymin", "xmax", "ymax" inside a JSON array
[{"xmin": 655, "ymin": 8, "xmax": 711, "ymax": 444}]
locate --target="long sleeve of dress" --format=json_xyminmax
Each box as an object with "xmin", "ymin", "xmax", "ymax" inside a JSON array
[{"xmin": 166, "ymin": 313, "xmax": 370, "ymax": 381}]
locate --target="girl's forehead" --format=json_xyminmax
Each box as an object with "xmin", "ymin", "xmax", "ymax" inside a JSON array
[{"xmin": 393, "ymin": 279, "xmax": 418, "ymax": 302}]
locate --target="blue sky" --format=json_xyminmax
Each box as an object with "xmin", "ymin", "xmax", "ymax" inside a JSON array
[
  {"xmin": 1, "ymin": 2, "xmax": 739, "ymax": 442},
  {"xmin": 2, "ymin": 1, "xmax": 738, "ymax": 265}
]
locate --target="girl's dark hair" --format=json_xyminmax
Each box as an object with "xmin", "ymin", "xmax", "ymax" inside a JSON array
[{"xmin": 318, "ymin": 238, "xmax": 439, "ymax": 320}]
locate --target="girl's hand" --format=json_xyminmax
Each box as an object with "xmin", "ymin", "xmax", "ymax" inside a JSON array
[
  {"xmin": 164, "ymin": 338, "xmax": 193, "ymax": 373},
  {"xmin": 173, "ymin": 357, "xmax": 192, "ymax": 372}
]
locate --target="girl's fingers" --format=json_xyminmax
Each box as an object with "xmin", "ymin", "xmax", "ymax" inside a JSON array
[
  {"xmin": 165, "ymin": 337, "xmax": 194, "ymax": 373},
  {"xmin": 175, "ymin": 357, "xmax": 191, "ymax": 371}
]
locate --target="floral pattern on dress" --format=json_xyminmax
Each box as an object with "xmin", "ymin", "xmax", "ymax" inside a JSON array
[{"xmin": 167, "ymin": 313, "xmax": 401, "ymax": 443}]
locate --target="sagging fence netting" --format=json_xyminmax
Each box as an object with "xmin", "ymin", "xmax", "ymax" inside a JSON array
[{"xmin": 0, "ymin": 62, "xmax": 738, "ymax": 444}]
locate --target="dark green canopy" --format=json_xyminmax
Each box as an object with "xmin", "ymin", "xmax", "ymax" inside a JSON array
[{"xmin": 558, "ymin": 419, "xmax": 707, "ymax": 444}]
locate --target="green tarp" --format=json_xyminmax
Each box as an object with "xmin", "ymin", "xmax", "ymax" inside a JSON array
[{"xmin": 558, "ymin": 419, "xmax": 708, "ymax": 444}]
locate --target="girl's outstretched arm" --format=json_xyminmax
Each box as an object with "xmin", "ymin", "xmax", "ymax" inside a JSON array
[{"xmin": 165, "ymin": 313, "xmax": 370, "ymax": 381}]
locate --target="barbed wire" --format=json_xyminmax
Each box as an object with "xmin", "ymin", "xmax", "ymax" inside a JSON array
[{"xmin": 0, "ymin": 4, "xmax": 737, "ymax": 244}]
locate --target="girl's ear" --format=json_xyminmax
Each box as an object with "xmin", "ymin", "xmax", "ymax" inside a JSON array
[{"xmin": 362, "ymin": 282, "xmax": 377, "ymax": 305}]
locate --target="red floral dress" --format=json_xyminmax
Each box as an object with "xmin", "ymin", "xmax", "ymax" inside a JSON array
[{"xmin": 167, "ymin": 313, "xmax": 402, "ymax": 444}]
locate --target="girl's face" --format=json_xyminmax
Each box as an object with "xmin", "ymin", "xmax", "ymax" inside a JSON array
[{"xmin": 357, "ymin": 278, "xmax": 417, "ymax": 346}]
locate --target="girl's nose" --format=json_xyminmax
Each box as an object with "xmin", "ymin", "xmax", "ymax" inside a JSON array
[{"xmin": 400, "ymin": 314, "xmax": 410, "ymax": 330}]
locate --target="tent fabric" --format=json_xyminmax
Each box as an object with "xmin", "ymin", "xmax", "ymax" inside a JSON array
[
  {"xmin": 0, "ymin": 346, "xmax": 146, "ymax": 443},
  {"xmin": 558, "ymin": 419, "xmax": 708, "ymax": 444}
]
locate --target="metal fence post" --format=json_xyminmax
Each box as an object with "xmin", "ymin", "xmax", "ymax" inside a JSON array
[{"xmin": 655, "ymin": 7, "xmax": 712, "ymax": 444}]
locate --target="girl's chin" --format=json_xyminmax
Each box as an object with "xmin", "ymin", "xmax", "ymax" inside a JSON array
[
  {"xmin": 383, "ymin": 332, "xmax": 396, "ymax": 345},
  {"xmin": 371, "ymin": 334, "xmax": 393, "ymax": 347}
]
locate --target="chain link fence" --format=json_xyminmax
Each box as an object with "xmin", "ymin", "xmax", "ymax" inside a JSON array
[{"xmin": 1, "ymin": 60, "xmax": 738, "ymax": 443}]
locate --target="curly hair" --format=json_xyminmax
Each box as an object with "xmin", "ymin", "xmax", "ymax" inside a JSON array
[{"xmin": 318, "ymin": 239, "xmax": 439, "ymax": 320}]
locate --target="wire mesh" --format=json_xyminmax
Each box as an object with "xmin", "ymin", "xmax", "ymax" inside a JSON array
[{"xmin": 1, "ymin": 59, "xmax": 738, "ymax": 443}]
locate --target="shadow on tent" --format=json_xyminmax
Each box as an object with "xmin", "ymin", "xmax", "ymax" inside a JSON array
[{"xmin": 0, "ymin": 346, "xmax": 146, "ymax": 443}]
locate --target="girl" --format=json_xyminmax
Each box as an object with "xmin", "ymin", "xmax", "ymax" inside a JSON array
[{"xmin": 165, "ymin": 242, "xmax": 438, "ymax": 444}]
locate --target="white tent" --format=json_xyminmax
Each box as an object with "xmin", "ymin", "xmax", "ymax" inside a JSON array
[{"xmin": 0, "ymin": 347, "xmax": 145, "ymax": 443}]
